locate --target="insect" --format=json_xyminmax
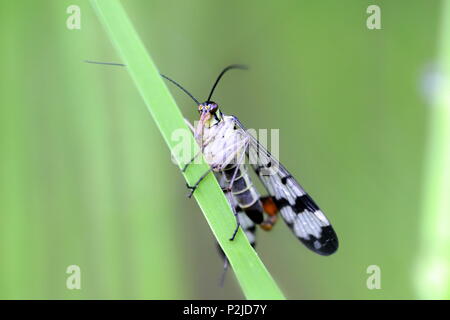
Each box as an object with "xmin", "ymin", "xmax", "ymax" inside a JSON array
[
  {"xmin": 85, "ymin": 61, "xmax": 339, "ymax": 279},
  {"xmin": 162, "ymin": 65, "xmax": 339, "ymax": 269}
]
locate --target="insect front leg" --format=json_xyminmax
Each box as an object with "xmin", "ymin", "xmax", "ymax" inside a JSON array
[
  {"xmin": 184, "ymin": 118, "xmax": 195, "ymax": 132},
  {"xmin": 186, "ymin": 167, "xmax": 215, "ymax": 198},
  {"xmin": 182, "ymin": 120, "xmax": 216, "ymax": 173},
  {"xmin": 181, "ymin": 118, "xmax": 199, "ymax": 172},
  {"xmin": 182, "ymin": 150, "xmax": 202, "ymax": 173}
]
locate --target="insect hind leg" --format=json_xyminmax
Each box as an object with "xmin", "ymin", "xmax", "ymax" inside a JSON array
[
  {"xmin": 219, "ymin": 255, "xmax": 229, "ymax": 287},
  {"xmin": 226, "ymin": 191, "xmax": 241, "ymax": 241},
  {"xmin": 229, "ymin": 210, "xmax": 241, "ymax": 241}
]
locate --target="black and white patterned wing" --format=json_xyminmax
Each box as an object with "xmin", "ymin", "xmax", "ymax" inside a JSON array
[{"xmin": 233, "ymin": 117, "xmax": 338, "ymax": 255}]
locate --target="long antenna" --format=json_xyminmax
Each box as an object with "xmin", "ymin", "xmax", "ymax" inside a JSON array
[
  {"xmin": 160, "ymin": 74, "xmax": 200, "ymax": 105},
  {"xmin": 84, "ymin": 60, "xmax": 200, "ymax": 105},
  {"xmin": 207, "ymin": 64, "xmax": 248, "ymax": 101},
  {"xmin": 84, "ymin": 60, "xmax": 126, "ymax": 67}
]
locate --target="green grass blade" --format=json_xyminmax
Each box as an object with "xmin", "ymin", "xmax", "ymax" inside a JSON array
[
  {"xmin": 414, "ymin": 0, "xmax": 450, "ymax": 299},
  {"xmin": 90, "ymin": 0, "xmax": 285, "ymax": 300}
]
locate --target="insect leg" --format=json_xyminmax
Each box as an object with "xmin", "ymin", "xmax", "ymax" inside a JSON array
[
  {"xmin": 182, "ymin": 150, "xmax": 202, "ymax": 173},
  {"xmin": 184, "ymin": 118, "xmax": 195, "ymax": 132},
  {"xmin": 216, "ymin": 185, "xmax": 257, "ymax": 285},
  {"xmin": 226, "ymin": 142, "xmax": 249, "ymax": 241},
  {"xmin": 219, "ymin": 256, "xmax": 229, "ymax": 287},
  {"xmin": 186, "ymin": 168, "xmax": 213, "ymax": 198},
  {"xmin": 219, "ymin": 185, "xmax": 241, "ymax": 241},
  {"xmin": 221, "ymin": 138, "xmax": 250, "ymax": 193},
  {"xmin": 181, "ymin": 118, "xmax": 198, "ymax": 172},
  {"xmin": 182, "ymin": 118, "xmax": 217, "ymax": 173},
  {"xmin": 229, "ymin": 204, "xmax": 241, "ymax": 241},
  {"xmin": 226, "ymin": 140, "xmax": 250, "ymax": 192}
]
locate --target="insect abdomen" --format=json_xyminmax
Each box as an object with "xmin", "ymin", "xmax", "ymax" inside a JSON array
[{"xmin": 223, "ymin": 164, "xmax": 264, "ymax": 224}]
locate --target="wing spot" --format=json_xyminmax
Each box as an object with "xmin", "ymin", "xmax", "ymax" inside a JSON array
[
  {"xmin": 274, "ymin": 197, "xmax": 290, "ymax": 209},
  {"xmin": 314, "ymin": 240, "xmax": 321, "ymax": 249},
  {"xmin": 281, "ymin": 175, "xmax": 292, "ymax": 185},
  {"xmin": 294, "ymin": 194, "xmax": 319, "ymax": 213}
]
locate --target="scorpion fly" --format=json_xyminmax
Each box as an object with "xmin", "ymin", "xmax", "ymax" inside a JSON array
[
  {"xmin": 85, "ymin": 61, "xmax": 339, "ymax": 280},
  {"xmin": 161, "ymin": 65, "xmax": 339, "ymax": 268}
]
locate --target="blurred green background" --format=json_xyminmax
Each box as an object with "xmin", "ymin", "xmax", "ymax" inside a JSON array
[{"xmin": 0, "ymin": 0, "xmax": 446, "ymax": 299}]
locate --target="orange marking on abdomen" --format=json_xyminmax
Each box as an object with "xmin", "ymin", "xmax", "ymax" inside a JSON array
[{"xmin": 261, "ymin": 196, "xmax": 278, "ymax": 216}]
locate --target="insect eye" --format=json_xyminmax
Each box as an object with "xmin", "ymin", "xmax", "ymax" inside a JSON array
[{"xmin": 209, "ymin": 104, "xmax": 218, "ymax": 114}]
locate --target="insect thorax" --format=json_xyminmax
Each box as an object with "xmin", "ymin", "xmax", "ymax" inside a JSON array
[{"xmin": 201, "ymin": 115, "xmax": 248, "ymax": 171}]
